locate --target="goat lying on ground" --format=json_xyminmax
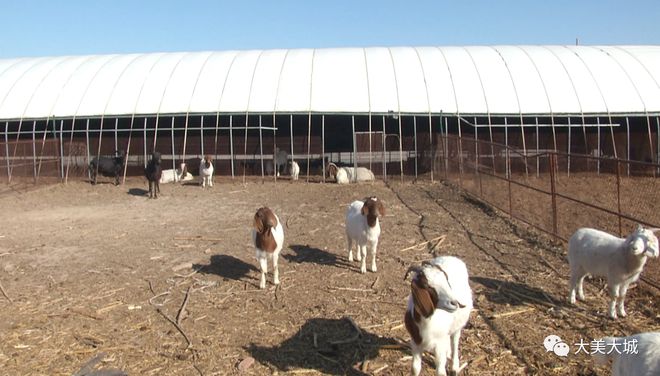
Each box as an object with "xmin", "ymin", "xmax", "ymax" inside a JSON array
[
  {"xmin": 345, "ymin": 197, "xmax": 385, "ymax": 273},
  {"xmin": 144, "ymin": 152, "xmax": 162, "ymax": 199},
  {"xmin": 327, "ymin": 162, "xmax": 375, "ymax": 184},
  {"xmin": 160, "ymin": 162, "xmax": 193, "ymax": 184},
  {"xmin": 200, "ymin": 155, "xmax": 214, "ymax": 188},
  {"xmin": 251, "ymin": 207, "xmax": 284, "ymax": 289},
  {"xmin": 568, "ymin": 225, "xmax": 659, "ymax": 319},
  {"xmin": 404, "ymin": 256, "xmax": 473, "ymax": 376},
  {"xmin": 89, "ymin": 150, "xmax": 126, "ymax": 185}
]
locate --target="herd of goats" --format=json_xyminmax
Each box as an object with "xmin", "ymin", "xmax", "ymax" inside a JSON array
[{"xmin": 84, "ymin": 150, "xmax": 659, "ymax": 375}]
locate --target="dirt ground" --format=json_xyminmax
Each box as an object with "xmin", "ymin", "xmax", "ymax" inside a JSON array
[{"xmin": 0, "ymin": 177, "xmax": 659, "ymax": 375}]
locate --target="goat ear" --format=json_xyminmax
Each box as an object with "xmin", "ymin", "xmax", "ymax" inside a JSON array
[
  {"xmin": 411, "ymin": 274, "xmax": 438, "ymax": 318},
  {"xmin": 253, "ymin": 212, "xmax": 264, "ymax": 233},
  {"xmin": 361, "ymin": 202, "xmax": 369, "ymax": 216}
]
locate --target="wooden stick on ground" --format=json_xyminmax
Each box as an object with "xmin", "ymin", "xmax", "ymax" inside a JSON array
[
  {"xmin": 0, "ymin": 279, "xmax": 12, "ymax": 303},
  {"xmin": 157, "ymin": 308, "xmax": 192, "ymax": 349},
  {"xmin": 177, "ymin": 285, "xmax": 193, "ymax": 326},
  {"xmin": 398, "ymin": 235, "xmax": 446, "ymax": 253},
  {"xmin": 173, "ymin": 236, "xmax": 223, "ymax": 242}
]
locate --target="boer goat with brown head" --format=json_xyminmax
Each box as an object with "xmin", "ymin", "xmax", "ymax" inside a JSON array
[
  {"xmin": 345, "ymin": 196, "xmax": 385, "ymax": 273},
  {"xmin": 251, "ymin": 207, "xmax": 284, "ymax": 289},
  {"xmin": 404, "ymin": 256, "xmax": 473, "ymax": 376}
]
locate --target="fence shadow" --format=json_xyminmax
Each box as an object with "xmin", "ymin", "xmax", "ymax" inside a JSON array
[
  {"xmin": 470, "ymin": 276, "xmax": 567, "ymax": 308},
  {"xmin": 246, "ymin": 317, "xmax": 400, "ymax": 375},
  {"xmin": 194, "ymin": 254, "xmax": 258, "ymax": 281},
  {"xmin": 284, "ymin": 244, "xmax": 354, "ymax": 270}
]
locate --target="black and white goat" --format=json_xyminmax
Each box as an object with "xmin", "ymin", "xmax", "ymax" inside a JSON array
[
  {"xmin": 345, "ymin": 197, "xmax": 385, "ymax": 273},
  {"xmin": 404, "ymin": 256, "xmax": 473, "ymax": 376},
  {"xmin": 251, "ymin": 207, "xmax": 284, "ymax": 289},
  {"xmin": 200, "ymin": 155, "xmax": 214, "ymax": 188},
  {"xmin": 144, "ymin": 152, "xmax": 162, "ymax": 199},
  {"xmin": 89, "ymin": 150, "xmax": 126, "ymax": 185}
]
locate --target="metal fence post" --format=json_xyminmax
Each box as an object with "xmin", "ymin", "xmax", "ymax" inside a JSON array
[
  {"xmin": 616, "ymin": 158, "xmax": 622, "ymax": 236},
  {"xmin": 549, "ymin": 153, "xmax": 558, "ymax": 238}
]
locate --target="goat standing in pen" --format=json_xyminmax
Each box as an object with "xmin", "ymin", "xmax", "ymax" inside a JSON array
[
  {"xmin": 200, "ymin": 155, "xmax": 214, "ymax": 188},
  {"xmin": 404, "ymin": 256, "xmax": 473, "ymax": 376},
  {"xmin": 144, "ymin": 152, "xmax": 162, "ymax": 199},
  {"xmin": 252, "ymin": 207, "xmax": 284, "ymax": 289},
  {"xmin": 89, "ymin": 150, "xmax": 126, "ymax": 185},
  {"xmin": 345, "ymin": 196, "xmax": 385, "ymax": 273}
]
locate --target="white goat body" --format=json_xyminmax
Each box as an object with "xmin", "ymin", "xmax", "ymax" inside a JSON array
[
  {"xmin": 405, "ymin": 256, "xmax": 473, "ymax": 376},
  {"xmin": 159, "ymin": 163, "xmax": 193, "ymax": 184},
  {"xmin": 328, "ymin": 163, "xmax": 375, "ymax": 184},
  {"xmin": 251, "ymin": 207, "xmax": 284, "ymax": 289},
  {"xmin": 200, "ymin": 156, "xmax": 214, "ymax": 188},
  {"xmin": 568, "ymin": 226, "xmax": 659, "ymax": 319},
  {"xmin": 594, "ymin": 332, "xmax": 660, "ymax": 376},
  {"xmin": 289, "ymin": 160, "xmax": 300, "ymax": 180},
  {"xmin": 345, "ymin": 197, "xmax": 384, "ymax": 273}
]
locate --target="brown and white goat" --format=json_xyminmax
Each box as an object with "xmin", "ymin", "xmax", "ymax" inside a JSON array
[
  {"xmin": 345, "ymin": 197, "xmax": 385, "ymax": 273},
  {"xmin": 200, "ymin": 155, "xmax": 214, "ymax": 188},
  {"xmin": 404, "ymin": 256, "xmax": 473, "ymax": 376},
  {"xmin": 251, "ymin": 207, "xmax": 284, "ymax": 289}
]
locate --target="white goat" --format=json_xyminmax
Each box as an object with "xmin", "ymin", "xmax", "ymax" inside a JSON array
[
  {"xmin": 404, "ymin": 256, "xmax": 473, "ymax": 376},
  {"xmin": 327, "ymin": 162, "xmax": 375, "ymax": 184},
  {"xmin": 288, "ymin": 160, "xmax": 300, "ymax": 181},
  {"xmin": 251, "ymin": 207, "xmax": 284, "ymax": 289},
  {"xmin": 200, "ymin": 155, "xmax": 214, "ymax": 188},
  {"xmin": 345, "ymin": 197, "xmax": 384, "ymax": 273},
  {"xmin": 568, "ymin": 225, "xmax": 659, "ymax": 319},
  {"xmin": 159, "ymin": 162, "xmax": 193, "ymax": 184},
  {"xmin": 594, "ymin": 332, "xmax": 660, "ymax": 376}
]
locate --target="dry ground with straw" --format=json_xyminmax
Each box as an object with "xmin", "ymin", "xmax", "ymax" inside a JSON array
[{"xmin": 0, "ymin": 177, "xmax": 658, "ymax": 375}]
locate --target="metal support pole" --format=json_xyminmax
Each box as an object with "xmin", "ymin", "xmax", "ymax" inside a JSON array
[
  {"xmin": 170, "ymin": 117, "xmax": 176, "ymax": 171},
  {"xmin": 413, "ymin": 116, "xmax": 418, "ymax": 180},
  {"xmin": 321, "ymin": 115, "xmax": 325, "ymax": 182},
  {"xmin": 597, "ymin": 117, "xmax": 601, "ymax": 174},
  {"xmin": 85, "ymin": 119, "xmax": 91, "ymax": 180},
  {"xmin": 535, "ymin": 117, "xmax": 540, "ymax": 177},
  {"xmin": 143, "ymin": 118, "xmax": 147, "ymax": 167},
  {"xmin": 505, "ymin": 117, "xmax": 510, "ymax": 178},
  {"xmin": 352, "ymin": 115, "xmax": 357, "ymax": 183},
  {"xmin": 200, "ymin": 115, "xmax": 204, "ymax": 157},
  {"xmin": 229, "ymin": 115, "xmax": 234, "ymax": 179},
  {"xmin": 306, "ymin": 112, "xmax": 312, "ymax": 182},
  {"xmin": 290, "ymin": 114, "xmax": 294, "ymax": 179},
  {"xmin": 382, "ymin": 116, "xmax": 387, "ymax": 180},
  {"xmin": 243, "ymin": 113, "xmax": 249, "ymax": 183},
  {"xmin": 567, "ymin": 117, "xmax": 572, "ymax": 177},
  {"xmin": 428, "ymin": 113, "xmax": 434, "ymax": 182},
  {"xmin": 4, "ymin": 122, "xmax": 9, "ymax": 181},
  {"xmin": 114, "ymin": 118, "xmax": 119, "ymax": 152},
  {"xmin": 398, "ymin": 112, "xmax": 403, "ymax": 182},
  {"xmin": 259, "ymin": 115, "xmax": 264, "ymax": 179},
  {"xmin": 31, "ymin": 120, "xmax": 37, "ymax": 182},
  {"xmin": 59, "ymin": 120, "xmax": 65, "ymax": 183},
  {"xmin": 368, "ymin": 114, "xmax": 373, "ymax": 172},
  {"xmin": 626, "ymin": 117, "xmax": 630, "ymax": 176}
]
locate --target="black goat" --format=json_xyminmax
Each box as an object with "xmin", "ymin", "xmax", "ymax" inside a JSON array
[
  {"xmin": 89, "ymin": 150, "xmax": 126, "ymax": 185},
  {"xmin": 144, "ymin": 152, "xmax": 162, "ymax": 199}
]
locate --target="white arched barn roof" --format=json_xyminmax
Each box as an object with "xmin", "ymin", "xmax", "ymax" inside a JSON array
[{"xmin": 0, "ymin": 45, "xmax": 659, "ymax": 121}]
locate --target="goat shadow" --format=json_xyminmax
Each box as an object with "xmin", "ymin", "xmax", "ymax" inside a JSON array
[
  {"xmin": 127, "ymin": 188, "xmax": 149, "ymax": 196},
  {"xmin": 284, "ymin": 244, "xmax": 354, "ymax": 270},
  {"xmin": 470, "ymin": 276, "xmax": 568, "ymax": 308},
  {"xmin": 246, "ymin": 317, "xmax": 399, "ymax": 375},
  {"xmin": 194, "ymin": 254, "xmax": 259, "ymax": 281}
]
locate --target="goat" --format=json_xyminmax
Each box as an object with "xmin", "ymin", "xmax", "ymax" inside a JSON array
[
  {"xmin": 327, "ymin": 162, "xmax": 375, "ymax": 184},
  {"xmin": 593, "ymin": 332, "xmax": 660, "ymax": 376},
  {"xmin": 345, "ymin": 197, "xmax": 384, "ymax": 273},
  {"xmin": 404, "ymin": 256, "xmax": 473, "ymax": 376},
  {"xmin": 251, "ymin": 207, "xmax": 284, "ymax": 289},
  {"xmin": 89, "ymin": 150, "xmax": 126, "ymax": 185},
  {"xmin": 144, "ymin": 152, "xmax": 162, "ymax": 199},
  {"xmin": 288, "ymin": 160, "xmax": 300, "ymax": 181},
  {"xmin": 200, "ymin": 155, "xmax": 214, "ymax": 188},
  {"xmin": 160, "ymin": 162, "xmax": 193, "ymax": 184},
  {"xmin": 568, "ymin": 225, "xmax": 659, "ymax": 319},
  {"xmin": 274, "ymin": 147, "xmax": 289, "ymax": 176}
]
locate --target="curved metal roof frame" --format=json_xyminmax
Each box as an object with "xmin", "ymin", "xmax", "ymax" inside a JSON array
[{"xmin": 0, "ymin": 45, "xmax": 659, "ymax": 121}]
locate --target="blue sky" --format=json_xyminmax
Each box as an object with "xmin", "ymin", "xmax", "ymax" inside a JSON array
[{"xmin": 1, "ymin": 0, "xmax": 658, "ymax": 58}]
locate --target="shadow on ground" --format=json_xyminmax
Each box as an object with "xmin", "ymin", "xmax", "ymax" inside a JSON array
[
  {"xmin": 246, "ymin": 317, "xmax": 401, "ymax": 375},
  {"xmin": 471, "ymin": 276, "xmax": 567, "ymax": 308},
  {"xmin": 194, "ymin": 254, "xmax": 258, "ymax": 281},
  {"xmin": 127, "ymin": 188, "xmax": 148, "ymax": 196},
  {"xmin": 284, "ymin": 244, "xmax": 354, "ymax": 270}
]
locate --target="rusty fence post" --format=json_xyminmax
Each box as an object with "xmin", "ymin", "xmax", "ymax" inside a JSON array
[
  {"xmin": 549, "ymin": 153, "xmax": 559, "ymax": 239},
  {"xmin": 616, "ymin": 158, "xmax": 622, "ymax": 236},
  {"xmin": 507, "ymin": 147, "xmax": 512, "ymax": 216}
]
